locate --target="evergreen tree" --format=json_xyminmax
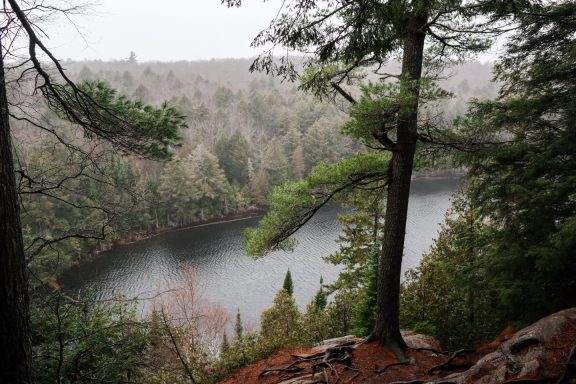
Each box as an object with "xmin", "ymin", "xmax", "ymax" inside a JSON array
[
  {"xmin": 401, "ymin": 195, "xmax": 499, "ymax": 349},
  {"xmin": 350, "ymin": 247, "xmax": 379, "ymax": 336},
  {"xmin": 0, "ymin": 2, "xmax": 185, "ymax": 380},
  {"xmin": 282, "ymin": 269, "xmax": 294, "ymax": 296},
  {"xmin": 226, "ymin": 0, "xmax": 525, "ymax": 354},
  {"xmin": 235, "ymin": 309, "xmax": 243, "ymax": 340},
  {"xmin": 313, "ymin": 276, "xmax": 327, "ymax": 314},
  {"xmin": 221, "ymin": 330, "xmax": 230, "ymax": 354},
  {"xmin": 260, "ymin": 289, "xmax": 302, "ymax": 349},
  {"xmin": 215, "ymin": 131, "xmax": 251, "ymax": 185},
  {"xmin": 186, "ymin": 144, "xmax": 230, "ymax": 220},
  {"xmin": 127, "ymin": 51, "xmax": 137, "ymax": 64},
  {"xmin": 264, "ymin": 137, "xmax": 289, "ymax": 185},
  {"xmin": 158, "ymin": 157, "xmax": 198, "ymax": 225},
  {"xmin": 462, "ymin": 0, "xmax": 576, "ymax": 323},
  {"xmin": 402, "ymin": 2, "xmax": 576, "ymax": 348},
  {"xmin": 249, "ymin": 169, "xmax": 269, "ymax": 206}
]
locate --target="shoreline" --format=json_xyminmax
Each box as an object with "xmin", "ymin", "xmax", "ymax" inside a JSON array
[
  {"xmin": 61, "ymin": 208, "xmax": 266, "ymax": 279},
  {"xmin": 115, "ymin": 209, "xmax": 265, "ymax": 246},
  {"xmin": 61, "ymin": 170, "xmax": 463, "ymax": 279},
  {"xmin": 412, "ymin": 167, "xmax": 466, "ymax": 179}
]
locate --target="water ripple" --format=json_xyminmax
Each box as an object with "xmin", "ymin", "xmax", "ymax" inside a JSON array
[{"xmin": 62, "ymin": 177, "xmax": 461, "ymax": 326}]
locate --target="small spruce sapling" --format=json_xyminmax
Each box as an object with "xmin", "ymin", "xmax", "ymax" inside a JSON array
[
  {"xmin": 283, "ymin": 269, "xmax": 294, "ymax": 296},
  {"xmin": 313, "ymin": 276, "xmax": 327, "ymax": 314},
  {"xmin": 235, "ymin": 309, "xmax": 243, "ymax": 340}
]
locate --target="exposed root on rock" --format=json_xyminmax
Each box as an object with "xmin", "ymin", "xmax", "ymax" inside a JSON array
[
  {"xmin": 427, "ymin": 349, "xmax": 474, "ymax": 374},
  {"xmin": 259, "ymin": 363, "xmax": 304, "ymax": 377},
  {"xmin": 260, "ymin": 341, "xmax": 360, "ymax": 382},
  {"xmin": 410, "ymin": 347, "xmax": 448, "ymax": 356},
  {"xmin": 377, "ymin": 360, "xmax": 410, "ymax": 374}
]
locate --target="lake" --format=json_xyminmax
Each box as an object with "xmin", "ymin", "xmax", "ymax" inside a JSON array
[{"xmin": 62, "ymin": 176, "xmax": 462, "ymax": 327}]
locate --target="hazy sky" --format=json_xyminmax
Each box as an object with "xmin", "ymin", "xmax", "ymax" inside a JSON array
[
  {"xmin": 42, "ymin": 1, "xmax": 499, "ymax": 63},
  {"xmin": 44, "ymin": 0, "xmax": 284, "ymax": 62}
]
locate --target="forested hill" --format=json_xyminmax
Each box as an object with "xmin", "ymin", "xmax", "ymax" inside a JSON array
[
  {"xmin": 13, "ymin": 58, "xmax": 495, "ymax": 282},
  {"xmin": 64, "ymin": 58, "xmax": 497, "ymax": 116}
]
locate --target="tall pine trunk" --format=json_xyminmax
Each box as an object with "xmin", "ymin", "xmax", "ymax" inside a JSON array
[
  {"xmin": 371, "ymin": 12, "xmax": 427, "ymax": 354},
  {"xmin": 0, "ymin": 40, "xmax": 33, "ymax": 383}
]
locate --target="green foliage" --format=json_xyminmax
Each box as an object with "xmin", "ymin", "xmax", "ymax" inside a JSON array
[
  {"xmin": 302, "ymin": 116, "xmax": 354, "ymax": 167},
  {"xmin": 401, "ymin": 195, "xmax": 511, "ymax": 350},
  {"xmin": 301, "ymin": 283, "xmax": 358, "ymax": 344},
  {"xmin": 55, "ymin": 81, "xmax": 187, "ymax": 159},
  {"xmin": 260, "ymin": 289, "xmax": 303, "ymax": 351},
  {"xmin": 187, "ymin": 144, "xmax": 231, "ymax": 220},
  {"xmin": 211, "ymin": 332, "xmax": 263, "ymax": 382},
  {"xmin": 245, "ymin": 152, "xmax": 389, "ymax": 256},
  {"xmin": 157, "ymin": 145, "xmax": 231, "ymax": 225},
  {"xmin": 313, "ymin": 277, "xmax": 327, "ymax": 314},
  {"xmin": 282, "ymin": 269, "xmax": 294, "ymax": 296},
  {"xmin": 235, "ymin": 309, "xmax": 243, "ymax": 340},
  {"xmin": 460, "ymin": 0, "xmax": 576, "ymax": 324},
  {"xmin": 401, "ymin": 2, "xmax": 576, "ymax": 352},
  {"xmin": 342, "ymin": 82, "xmax": 403, "ymax": 146},
  {"xmin": 31, "ymin": 293, "xmax": 153, "ymax": 383},
  {"xmin": 323, "ymin": 188, "xmax": 385, "ymax": 292},
  {"xmin": 215, "ymin": 131, "xmax": 251, "ymax": 185},
  {"xmin": 213, "ymin": 274, "xmax": 357, "ymax": 382},
  {"xmin": 249, "ymin": 169, "xmax": 269, "ymax": 206},
  {"xmin": 20, "ymin": 140, "xmax": 161, "ymax": 280},
  {"xmin": 412, "ymin": 321, "xmax": 437, "ymax": 337},
  {"xmin": 350, "ymin": 246, "xmax": 379, "ymax": 336}
]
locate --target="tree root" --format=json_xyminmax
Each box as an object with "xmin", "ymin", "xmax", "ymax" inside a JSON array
[
  {"xmin": 258, "ymin": 364, "xmax": 304, "ymax": 377},
  {"xmin": 343, "ymin": 366, "xmax": 361, "ymax": 383},
  {"xmin": 427, "ymin": 349, "xmax": 474, "ymax": 374},
  {"xmin": 260, "ymin": 342, "xmax": 359, "ymax": 382},
  {"xmin": 378, "ymin": 360, "xmax": 410, "ymax": 374},
  {"xmin": 410, "ymin": 347, "xmax": 448, "ymax": 356}
]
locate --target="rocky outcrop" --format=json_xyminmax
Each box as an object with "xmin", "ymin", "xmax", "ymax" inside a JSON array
[
  {"xmin": 435, "ymin": 308, "xmax": 576, "ymax": 384},
  {"xmin": 218, "ymin": 308, "xmax": 576, "ymax": 384},
  {"xmin": 402, "ymin": 330, "xmax": 442, "ymax": 351}
]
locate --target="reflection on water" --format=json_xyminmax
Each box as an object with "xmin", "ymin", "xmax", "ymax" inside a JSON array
[{"xmin": 62, "ymin": 176, "xmax": 461, "ymax": 326}]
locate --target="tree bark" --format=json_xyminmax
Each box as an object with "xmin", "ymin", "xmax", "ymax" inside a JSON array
[
  {"xmin": 370, "ymin": 12, "xmax": 427, "ymax": 356},
  {"xmin": 0, "ymin": 40, "xmax": 33, "ymax": 383}
]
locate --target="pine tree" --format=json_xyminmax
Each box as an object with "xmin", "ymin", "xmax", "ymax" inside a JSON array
[
  {"xmin": 0, "ymin": 2, "xmax": 185, "ymax": 380},
  {"xmin": 283, "ymin": 269, "xmax": 294, "ymax": 296},
  {"xmin": 227, "ymin": 0, "xmax": 525, "ymax": 354}
]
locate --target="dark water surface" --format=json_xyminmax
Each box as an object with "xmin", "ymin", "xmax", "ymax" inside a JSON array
[{"xmin": 62, "ymin": 177, "xmax": 461, "ymax": 327}]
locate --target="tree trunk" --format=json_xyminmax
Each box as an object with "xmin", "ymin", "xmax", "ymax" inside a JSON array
[
  {"xmin": 0, "ymin": 41, "xmax": 33, "ymax": 382},
  {"xmin": 370, "ymin": 12, "xmax": 427, "ymax": 357}
]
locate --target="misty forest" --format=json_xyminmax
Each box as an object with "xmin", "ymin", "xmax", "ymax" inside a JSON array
[{"xmin": 1, "ymin": 1, "xmax": 576, "ymax": 383}]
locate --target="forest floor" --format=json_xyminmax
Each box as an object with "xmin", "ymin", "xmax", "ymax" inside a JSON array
[{"xmin": 218, "ymin": 308, "xmax": 576, "ymax": 384}]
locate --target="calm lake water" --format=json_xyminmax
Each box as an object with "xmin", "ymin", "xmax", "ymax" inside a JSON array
[{"xmin": 62, "ymin": 176, "xmax": 461, "ymax": 327}]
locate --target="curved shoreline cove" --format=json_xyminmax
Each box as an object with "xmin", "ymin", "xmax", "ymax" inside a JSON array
[{"xmin": 61, "ymin": 176, "xmax": 462, "ymax": 327}]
